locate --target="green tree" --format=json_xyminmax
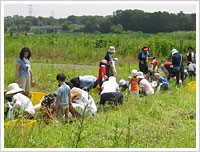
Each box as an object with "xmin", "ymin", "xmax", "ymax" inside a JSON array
[
  {"xmin": 83, "ymin": 21, "xmax": 99, "ymax": 33},
  {"xmin": 62, "ymin": 21, "xmax": 72, "ymax": 31},
  {"xmin": 110, "ymin": 24, "xmax": 123, "ymax": 34}
]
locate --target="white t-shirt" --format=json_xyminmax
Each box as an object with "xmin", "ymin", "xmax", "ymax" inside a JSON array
[
  {"xmin": 139, "ymin": 79, "xmax": 154, "ymax": 95},
  {"xmin": 13, "ymin": 93, "xmax": 35, "ymax": 113},
  {"xmin": 101, "ymin": 81, "xmax": 119, "ymax": 94},
  {"xmin": 72, "ymin": 88, "xmax": 97, "ymax": 115}
]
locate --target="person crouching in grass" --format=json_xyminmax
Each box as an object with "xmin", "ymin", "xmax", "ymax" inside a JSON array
[
  {"xmin": 137, "ymin": 72, "xmax": 154, "ymax": 96},
  {"xmin": 154, "ymin": 73, "xmax": 169, "ymax": 92},
  {"xmin": 54, "ymin": 73, "xmax": 71, "ymax": 123},
  {"xmin": 129, "ymin": 69, "xmax": 139, "ymax": 95}
]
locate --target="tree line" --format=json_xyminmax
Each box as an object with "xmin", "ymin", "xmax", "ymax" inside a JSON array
[{"xmin": 4, "ymin": 9, "xmax": 196, "ymax": 34}]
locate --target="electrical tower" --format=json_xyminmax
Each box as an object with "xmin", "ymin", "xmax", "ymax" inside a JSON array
[
  {"xmin": 51, "ymin": 10, "xmax": 54, "ymax": 17},
  {"xmin": 28, "ymin": 4, "xmax": 33, "ymax": 16}
]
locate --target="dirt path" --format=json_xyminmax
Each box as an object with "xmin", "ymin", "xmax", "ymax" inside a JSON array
[{"xmin": 32, "ymin": 63, "xmax": 98, "ymax": 69}]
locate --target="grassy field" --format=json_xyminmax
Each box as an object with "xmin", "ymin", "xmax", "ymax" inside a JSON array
[{"xmin": 4, "ymin": 32, "xmax": 196, "ymax": 148}]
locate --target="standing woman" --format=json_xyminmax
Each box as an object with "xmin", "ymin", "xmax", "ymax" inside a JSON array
[
  {"xmin": 138, "ymin": 45, "xmax": 155, "ymax": 74},
  {"xmin": 15, "ymin": 47, "xmax": 34, "ymax": 93}
]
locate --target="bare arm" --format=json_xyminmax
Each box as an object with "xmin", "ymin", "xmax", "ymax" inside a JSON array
[
  {"xmin": 54, "ymin": 95, "xmax": 60, "ymax": 112},
  {"xmin": 15, "ymin": 64, "xmax": 20, "ymax": 83},
  {"xmin": 186, "ymin": 56, "xmax": 191, "ymax": 64}
]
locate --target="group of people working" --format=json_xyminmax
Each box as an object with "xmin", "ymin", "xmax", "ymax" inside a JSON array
[{"xmin": 4, "ymin": 45, "xmax": 196, "ymax": 123}]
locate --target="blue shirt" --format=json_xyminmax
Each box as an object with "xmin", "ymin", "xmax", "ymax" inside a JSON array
[
  {"xmin": 79, "ymin": 75, "xmax": 97, "ymax": 89},
  {"xmin": 57, "ymin": 83, "xmax": 70, "ymax": 106},
  {"xmin": 16, "ymin": 58, "xmax": 31, "ymax": 77},
  {"xmin": 158, "ymin": 77, "xmax": 169, "ymax": 90}
]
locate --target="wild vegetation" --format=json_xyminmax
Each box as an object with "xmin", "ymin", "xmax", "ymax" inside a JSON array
[
  {"xmin": 4, "ymin": 31, "xmax": 196, "ymax": 66},
  {"xmin": 4, "ymin": 32, "xmax": 196, "ymax": 148}
]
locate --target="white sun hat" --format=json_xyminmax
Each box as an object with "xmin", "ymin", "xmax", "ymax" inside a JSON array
[
  {"xmin": 5, "ymin": 83, "xmax": 24, "ymax": 96},
  {"xmin": 131, "ymin": 69, "xmax": 138, "ymax": 77},
  {"xmin": 108, "ymin": 46, "xmax": 116, "ymax": 53},
  {"xmin": 137, "ymin": 72, "xmax": 144, "ymax": 79},
  {"xmin": 151, "ymin": 81, "xmax": 157, "ymax": 87},
  {"xmin": 172, "ymin": 49, "xmax": 178, "ymax": 55},
  {"xmin": 119, "ymin": 79, "xmax": 126, "ymax": 86}
]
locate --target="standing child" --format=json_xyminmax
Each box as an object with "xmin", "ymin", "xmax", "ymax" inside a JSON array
[
  {"xmin": 129, "ymin": 69, "xmax": 139, "ymax": 95},
  {"xmin": 98, "ymin": 60, "xmax": 108, "ymax": 87},
  {"xmin": 54, "ymin": 73, "xmax": 71, "ymax": 123}
]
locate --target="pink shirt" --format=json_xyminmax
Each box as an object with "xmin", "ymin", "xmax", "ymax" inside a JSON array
[{"xmin": 139, "ymin": 79, "xmax": 154, "ymax": 95}]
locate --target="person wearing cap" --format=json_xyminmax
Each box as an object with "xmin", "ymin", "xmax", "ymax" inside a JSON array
[
  {"xmin": 5, "ymin": 83, "xmax": 35, "ymax": 119},
  {"xmin": 186, "ymin": 47, "xmax": 196, "ymax": 66},
  {"xmin": 104, "ymin": 46, "xmax": 116, "ymax": 77},
  {"xmin": 100, "ymin": 76, "xmax": 123, "ymax": 111},
  {"xmin": 150, "ymin": 60, "xmax": 159, "ymax": 79},
  {"xmin": 129, "ymin": 69, "xmax": 139, "ymax": 95},
  {"xmin": 137, "ymin": 72, "xmax": 154, "ymax": 95},
  {"xmin": 154, "ymin": 73, "xmax": 169, "ymax": 91},
  {"xmin": 172, "ymin": 49, "xmax": 184, "ymax": 85},
  {"xmin": 138, "ymin": 45, "xmax": 155, "ymax": 74},
  {"xmin": 119, "ymin": 79, "xmax": 129, "ymax": 92},
  {"xmin": 70, "ymin": 87, "xmax": 97, "ymax": 116},
  {"xmin": 15, "ymin": 47, "xmax": 34, "ymax": 93},
  {"xmin": 98, "ymin": 60, "xmax": 108, "ymax": 87}
]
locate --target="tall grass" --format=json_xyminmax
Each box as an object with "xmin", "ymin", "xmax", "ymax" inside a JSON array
[
  {"xmin": 4, "ymin": 59, "xmax": 196, "ymax": 148},
  {"xmin": 4, "ymin": 31, "xmax": 196, "ymax": 65},
  {"xmin": 4, "ymin": 32, "xmax": 196, "ymax": 148}
]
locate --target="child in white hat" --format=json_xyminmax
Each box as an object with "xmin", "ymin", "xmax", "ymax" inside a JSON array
[
  {"xmin": 5, "ymin": 83, "xmax": 35, "ymax": 119},
  {"xmin": 129, "ymin": 69, "xmax": 139, "ymax": 95},
  {"xmin": 137, "ymin": 72, "xmax": 154, "ymax": 95}
]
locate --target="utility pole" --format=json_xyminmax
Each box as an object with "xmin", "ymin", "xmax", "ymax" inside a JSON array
[{"xmin": 28, "ymin": 4, "xmax": 33, "ymax": 16}]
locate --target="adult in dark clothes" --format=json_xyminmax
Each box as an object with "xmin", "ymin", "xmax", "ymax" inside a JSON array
[
  {"xmin": 172, "ymin": 49, "xmax": 184, "ymax": 86},
  {"xmin": 138, "ymin": 45, "xmax": 155, "ymax": 74},
  {"xmin": 186, "ymin": 47, "xmax": 196, "ymax": 66}
]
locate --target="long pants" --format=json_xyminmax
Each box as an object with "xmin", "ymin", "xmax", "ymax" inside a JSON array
[
  {"xmin": 100, "ymin": 92, "xmax": 123, "ymax": 105},
  {"xmin": 139, "ymin": 63, "xmax": 148, "ymax": 74},
  {"xmin": 174, "ymin": 68, "xmax": 184, "ymax": 85},
  {"xmin": 57, "ymin": 104, "xmax": 69, "ymax": 122},
  {"xmin": 18, "ymin": 76, "xmax": 31, "ymax": 93}
]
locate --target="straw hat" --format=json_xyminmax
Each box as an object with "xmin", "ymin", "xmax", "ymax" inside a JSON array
[
  {"xmin": 172, "ymin": 49, "xmax": 178, "ymax": 55},
  {"xmin": 154, "ymin": 73, "xmax": 161, "ymax": 80},
  {"xmin": 108, "ymin": 46, "xmax": 116, "ymax": 53},
  {"xmin": 137, "ymin": 72, "xmax": 144, "ymax": 79},
  {"xmin": 131, "ymin": 69, "xmax": 138, "ymax": 77},
  {"xmin": 5, "ymin": 83, "xmax": 24, "ymax": 96},
  {"xmin": 119, "ymin": 79, "xmax": 126, "ymax": 86}
]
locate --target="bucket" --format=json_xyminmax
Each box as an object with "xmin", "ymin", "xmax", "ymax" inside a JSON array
[
  {"xmin": 187, "ymin": 81, "xmax": 196, "ymax": 90},
  {"xmin": 30, "ymin": 92, "xmax": 47, "ymax": 105},
  {"xmin": 4, "ymin": 119, "xmax": 37, "ymax": 130}
]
